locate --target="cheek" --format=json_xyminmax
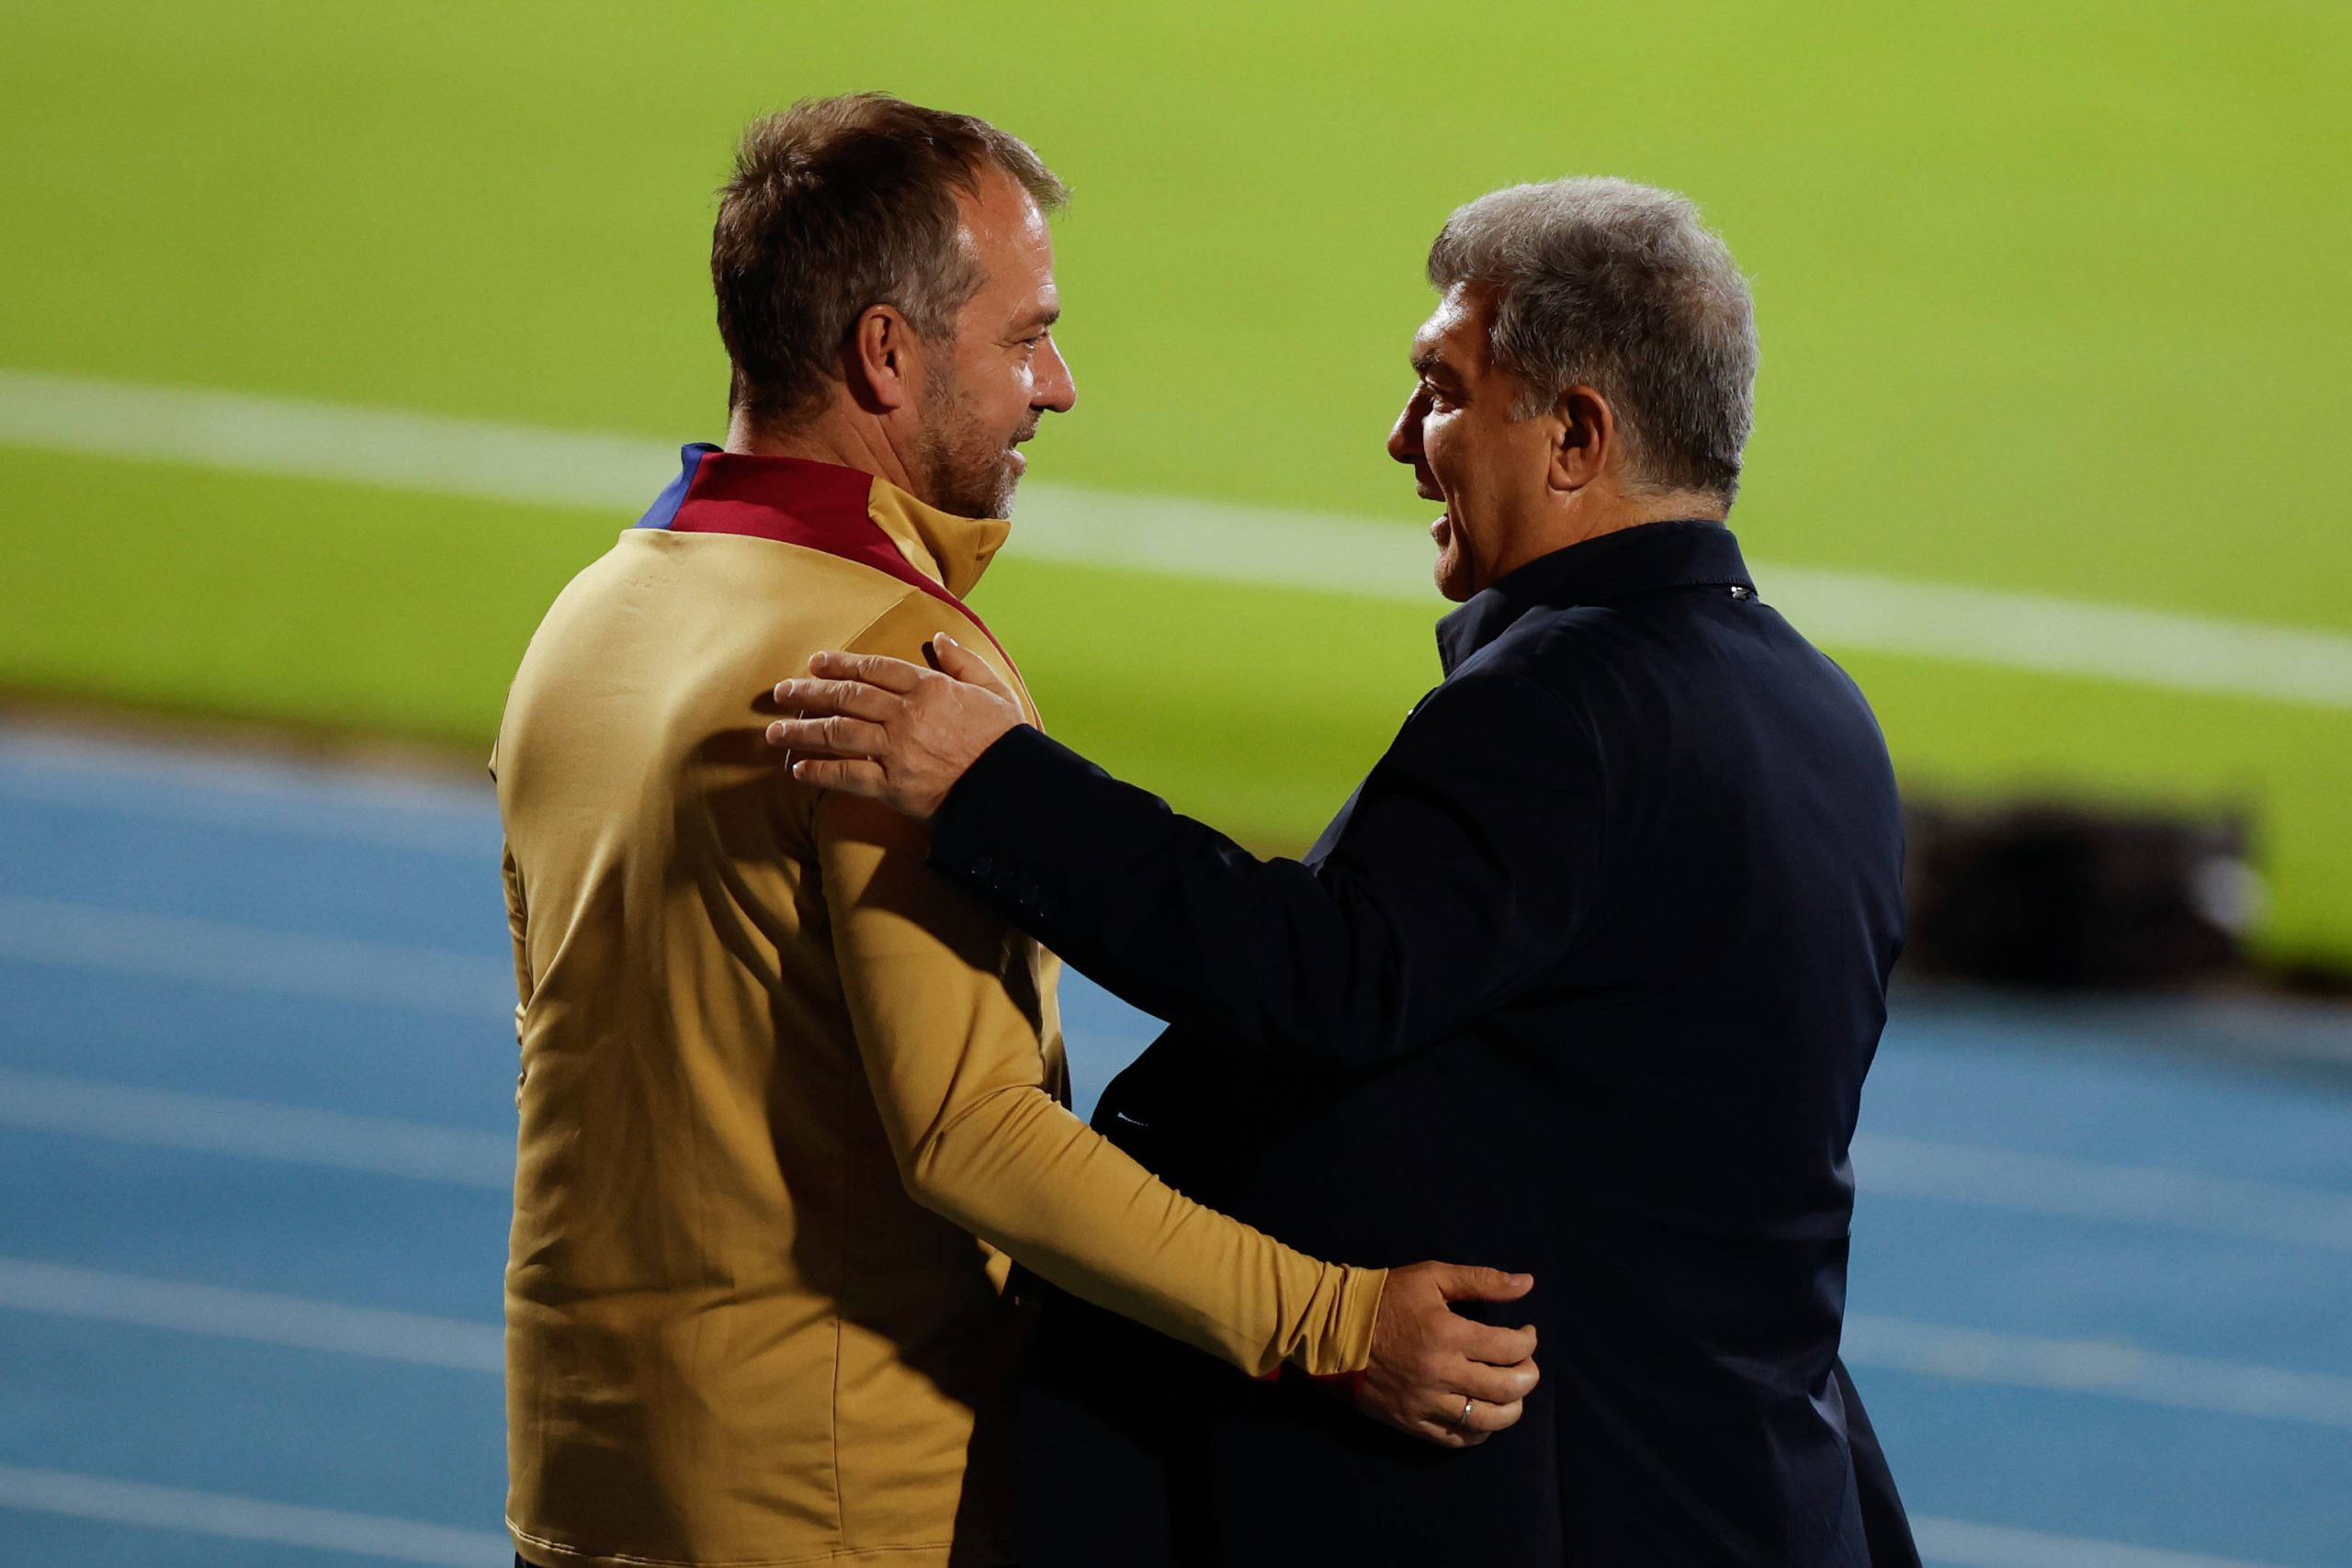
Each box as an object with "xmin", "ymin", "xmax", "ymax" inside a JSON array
[
  {"xmin": 1424, "ymin": 415, "xmax": 1473, "ymax": 496},
  {"xmin": 998, "ymin": 363, "xmax": 1037, "ymax": 418},
  {"xmin": 1420, "ymin": 412, "xmax": 1453, "ymax": 468}
]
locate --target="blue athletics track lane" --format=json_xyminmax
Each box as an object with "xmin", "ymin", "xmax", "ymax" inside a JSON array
[{"xmin": 1, "ymin": 720, "xmax": 2347, "ymax": 1568}]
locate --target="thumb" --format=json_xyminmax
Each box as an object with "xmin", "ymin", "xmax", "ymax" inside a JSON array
[
  {"xmin": 930, "ymin": 634, "xmax": 1017, "ymax": 701},
  {"xmin": 1430, "ymin": 1264, "xmax": 1534, "ymax": 1303}
]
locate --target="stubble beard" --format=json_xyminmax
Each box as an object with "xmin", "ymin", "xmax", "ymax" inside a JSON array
[{"xmin": 915, "ymin": 368, "xmax": 1027, "ymax": 520}]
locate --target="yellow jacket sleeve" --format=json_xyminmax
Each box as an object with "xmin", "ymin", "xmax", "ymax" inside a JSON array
[{"xmin": 817, "ymin": 783, "xmax": 1385, "ymax": 1378}]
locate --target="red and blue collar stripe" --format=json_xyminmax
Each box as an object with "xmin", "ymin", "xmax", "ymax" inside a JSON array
[{"xmin": 635, "ymin": 443, "xmax": 1013, "ymax": 668}]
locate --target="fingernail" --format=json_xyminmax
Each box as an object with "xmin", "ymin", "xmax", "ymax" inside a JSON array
[{"xmin": 937, "ymin": 635, "xmax": 958, "ymax": 649}]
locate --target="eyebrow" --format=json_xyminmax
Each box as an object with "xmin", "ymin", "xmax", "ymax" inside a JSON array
[
  {"xmin": 1012, "ymin": 303, "xmax": 1062, "ymax": 333},
  {"xmin": 1411, "ymin": 348, "xmax": 1456, "ymax": 380}
]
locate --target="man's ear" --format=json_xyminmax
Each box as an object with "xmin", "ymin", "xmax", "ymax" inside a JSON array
[
  {"xmin": 1550, "ymin": 385, "xmax": 1615, "ymax": 493},
  {"xmin": 842, "ymin": 304, "xmax": 921, "ymax": 415}
]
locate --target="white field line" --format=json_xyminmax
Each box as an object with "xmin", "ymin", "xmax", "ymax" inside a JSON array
[
  {"xmin": 1843, "ymin": 1313, "xmax": 2352, "ymax": 1430},
  {"xmin": 0, "ymin": 1257, "xmax": 501, "ymax": 1371},
  {"xmin": 0, "ymin": 1463, "xmax": 510, "ymax": 1566},
  {"xmin": 0, "ymin": 1068, "xmax": 512, "ymax": 1188},
  {"xmin": 1854, "ymin": 1133, "xmax": 2352, "ymax": 1252},
  {"xmin": 6, "ymin": 367, "xmax": 2352, "ymax": 709},
  {"xmin": 0, "ymin": 893, "xmax": 511, "ymax": 1016},
  {"xmin": 0, "ymin": 730, "xmax": 495, "ymax": 858},
  {"xmin": 1911, "ymin": 1517, "xmax": 2298, "ymax": 1568}
]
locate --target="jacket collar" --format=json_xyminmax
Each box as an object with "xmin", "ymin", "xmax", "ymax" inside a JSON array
[
  {"xmin": 1435, "ymin": 518, "xmax": 1753, "ymax": 674},
  {"xmin": 636, "ymin": 443, "xmax": 1011, "ymax": 599}
]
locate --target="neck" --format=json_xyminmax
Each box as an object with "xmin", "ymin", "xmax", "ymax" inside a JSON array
[
  {"xmin": 1571, "ymin": 487, "xmax": 1728, "ymax": 543},
  {"xmin": 1494, "ymin": 484, "xmax": 1726, "ymax": 581},
  {"xmin": 726, "ymin": 405, "xmax": 928, "ymax": 502}
]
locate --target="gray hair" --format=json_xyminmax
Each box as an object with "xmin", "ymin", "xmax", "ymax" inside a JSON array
[{"xmin": 1427, "ymin": 176, "xmax": 1758, "ymax": 501}]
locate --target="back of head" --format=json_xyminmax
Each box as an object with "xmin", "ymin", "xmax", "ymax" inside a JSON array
[
  {"xmin": 1428, "ymin": 177, "xmax": 1758, "ymax": 503},
  {"xmin": 713, "ymin": 94, "xmax": 1067, "ymax": 429}
]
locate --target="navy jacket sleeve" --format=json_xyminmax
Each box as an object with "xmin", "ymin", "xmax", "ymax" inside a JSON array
[{"xmin": 927, "ymin": 662, "xmax": 1609, "ymax": 1070}]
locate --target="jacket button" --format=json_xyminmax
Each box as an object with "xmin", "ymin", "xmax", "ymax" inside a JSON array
[{"xmin": 970, "ymin": 855, "xmax": 995, "ymax": 877}]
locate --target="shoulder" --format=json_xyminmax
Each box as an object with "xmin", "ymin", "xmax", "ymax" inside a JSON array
[
  {"xmin": 1441, "ymin": 607, "xmax": 1625, "ymax": 720},
  {"xmin": 1396, "ymin": 639, "xmax": 1604, "ymax": 781},
  {"xmin": 840, "ymin": 591, "xmax": 1037, "ymax": 724}
]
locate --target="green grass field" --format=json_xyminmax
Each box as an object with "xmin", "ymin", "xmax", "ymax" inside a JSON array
[{"xmin": 5, "ymin": 3, "xmax": 2348, "ymax": 960}]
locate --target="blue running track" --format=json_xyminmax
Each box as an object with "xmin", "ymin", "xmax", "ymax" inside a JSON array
[{"xmin": 1, "ymin": 723, "xmax": 2347, "ymax": 1567}]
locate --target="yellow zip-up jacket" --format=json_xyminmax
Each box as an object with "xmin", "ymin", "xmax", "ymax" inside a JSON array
[{"xmin": 494, "ymin": 447, "xmax": 1385, "ymax": 1568}]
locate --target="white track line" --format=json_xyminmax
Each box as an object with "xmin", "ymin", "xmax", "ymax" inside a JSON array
[
  {"xmin": 0, "ymin": 1463, "xmax": 509, "ymax": 1566},
  {"xmin": 9, "ymin": 1245, "xmax": 2352, "ymax": 1436},
  {"xmin": 6, "ymin": 367, "xmax": 2351, "ymax": 709},
  {"xmin": 1843, "ymin": 1314, "xmax": 2352, "ymax": 1430},
  {"xmin": 0, "ymin": 1068, "xmax": 511, "ymax": 1188},
  {"xmin": 0, "ymin": 1466, "xmax": 2290, "ymax": 1568},
  {"xmin": 0, "ymin": 893, "xmax": 510, "ymax": 1016},
  {"xmin": 0, "ymin": 730, "xmax": 494, "ymax": 857},
  {"xmin": 1911, "ymin": 1517, "xmax": 2297, "ymax": 1568},
  {"xmin": 1855, "ymin": 1133, "xmax": 2352, "ymax": 1252},
  {"xmin": 8, "ymin": 1054, "xmax": 2352, "ymax": 1255},
  {"xmin": 0, "ymin": 1258, "xmax": 500, "ymax": 1371}
]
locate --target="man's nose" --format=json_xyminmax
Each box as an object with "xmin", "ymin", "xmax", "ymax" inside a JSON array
[
  {"xmin": 1035, "ymin": 338, "xmax": 1078, "ymax": 414},
  {"xmin": 1386, "ymin": 397, "xmax": 1421, "ymax": 466}
]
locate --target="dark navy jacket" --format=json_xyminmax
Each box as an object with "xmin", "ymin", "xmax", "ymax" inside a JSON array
[{"xmin": 928, "ymin": 519, "xmax": 1917, "ymax": 1567}]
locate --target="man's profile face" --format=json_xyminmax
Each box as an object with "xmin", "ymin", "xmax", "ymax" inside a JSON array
[
  {"xmin": 912, "ymin": 170, "xmax": 1078, "ymax": 518},
  {"xmin": 1387, "ymin": 285, "xmax": 1559, "ymax": 602}
]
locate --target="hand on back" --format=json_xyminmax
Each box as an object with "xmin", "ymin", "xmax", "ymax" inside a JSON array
[
  {"xmin": 1359, "ymin": 1261, "xmax": 1539, "ymax": 1449},
  {"xmin": 768, "ymin": 635, "xmax": 1023, "ymax": 820}
]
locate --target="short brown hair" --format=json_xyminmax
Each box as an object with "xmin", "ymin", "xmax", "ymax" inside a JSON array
[{"xmin": 712, "ymin": 94, "xmax": 1068, "ymax": 428}]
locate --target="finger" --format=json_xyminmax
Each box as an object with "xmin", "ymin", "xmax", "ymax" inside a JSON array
[
  {"xmin": 786, "ymin": 757, "xmax": 890, "ymax": 797},
  {"xmin": 928, "ymin": 634, "xmax": 1020, "ymax": 702},
  {"xmin": 805, "ymin": 649, "xmax": 925, "ymax": 694},
  {"xmin": 766, "ymin": 716, "xmax": 890, "ymax": 759},
  {"xmin": 1458, "ymin": 1396, "xmax": 1525, "ymax": 1435},
  {"xmin": 1452, "ymin": 1357, "xmax": 1540, "ymax": 1405},
  {"xmin": 1431, "ymin": 1265, "xmax": 1533, "ymax": 1303},
  {"xmin": 769, "ymin": 678, "xmax": 902, "ymax": 724},
  {"xmin": 1456, "ymin": 1320, "xmax": 1539, "ymax": 1367}
]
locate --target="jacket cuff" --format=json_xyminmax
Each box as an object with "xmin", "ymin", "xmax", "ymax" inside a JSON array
[{"xmin": 1300, "ymin": 1263, "xmax": 1386, "ymax": 1380}]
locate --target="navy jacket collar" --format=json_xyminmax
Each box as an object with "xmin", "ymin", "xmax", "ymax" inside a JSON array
[{"xmin": 1435, "ymin": 518, "xmax": 1753, "ymax": 674}]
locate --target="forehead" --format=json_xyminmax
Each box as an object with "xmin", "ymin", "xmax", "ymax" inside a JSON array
[
  {"xmin": 1412, "ymin": 283, "xmax": 1493, "ymax": 373},
  {"xmin": 957, "ymin": 169, "xmax": 1056, "ymax": 293}
]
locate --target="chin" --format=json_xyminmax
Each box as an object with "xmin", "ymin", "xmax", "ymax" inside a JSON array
[{"xmin": 1433, "ymin": 551, "xmax": 1476, "ymax": 604}]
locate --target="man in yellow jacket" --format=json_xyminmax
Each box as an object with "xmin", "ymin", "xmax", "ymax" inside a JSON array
[{"xmin": 493, "ymin": 94, "xmax": 1539, "ymax": 1568}]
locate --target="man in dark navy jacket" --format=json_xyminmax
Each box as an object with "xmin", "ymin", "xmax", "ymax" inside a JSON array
[{"xmin": 768, "ymin": 176, "xmax": 1918, "ymax": 1566}]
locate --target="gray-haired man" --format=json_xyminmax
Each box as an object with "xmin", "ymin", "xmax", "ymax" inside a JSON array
[{"xmin": 770, "ymin": 176, "xmax": 1921, "ymax": 1565}]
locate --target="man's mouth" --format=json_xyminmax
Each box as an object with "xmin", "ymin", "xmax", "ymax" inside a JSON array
[{"xmin": 1416, "ymin": 473, "xmax": 1447, "ymax": 545}]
